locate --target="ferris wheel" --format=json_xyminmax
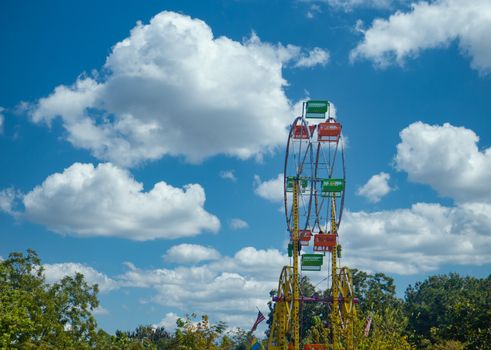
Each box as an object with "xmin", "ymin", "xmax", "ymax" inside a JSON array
[{"xmin": 283, "ymin": 101, "xmax": 346, "ymax": 252}]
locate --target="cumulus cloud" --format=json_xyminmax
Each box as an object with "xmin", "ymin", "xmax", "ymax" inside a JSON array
[
  {"xmin": 36, "ymin": 245, "xmax": 288, "ymax": 330},
  {"xmin": 341, "ymin": 202, "xmax": 491, "ymax": 275},
  {"xmin": 43, "ymin": 262, "xmax": 118, "ymax": 293},
  {"xmin": 163, "ymin": 244, "xmax": 221, "ymax": 264},
  {"xmin": 3, "ymin": 162, "xmax": 219, "ymax": 240},
  {"xmin": 29, "ymin": 11, "xmax": 328, "ymax": 167},
  {"xmin": 219, "ymin": 170, "xmax": 237, "ymax": 182},
  {"xmin": 350, "ymin": 0, "xmax": 491, "ymax": 74},
  {"xmin": 229, "ymin": 218, "xmax": 249, "ymax": 230},
  {"xmin": 254, "ymin": 173, "xmax": 284, "ymax": 202},
  {"xmin": 339, "ymin": 121, "xmax": 491, "ymax": 275},
  {"xmin": 119, "ymin": 246, "xmax": 289, "ymax": 329},
  {"xmin": 357, "ymin": 172, "xmax": 392, "ymax": 202},
  {"xmin": 294, "ymin": 47, "xmax": 330, "ymax": 67},
  {"xmin": 395, "ymin": 122, "xmax": 491, "ymax": 204}
]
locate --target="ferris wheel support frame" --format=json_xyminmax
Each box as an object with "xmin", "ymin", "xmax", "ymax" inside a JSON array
[
  {"xmin": 292, "ymin": 179, "xmax": 300, "ymax": 350},
  {"xmin": 330, "ymin": 196, "xmax": 341, "ymax": 350},
  {"xmin": 268, "ymin": 101, "xmax": 357, "ymax": 350}
]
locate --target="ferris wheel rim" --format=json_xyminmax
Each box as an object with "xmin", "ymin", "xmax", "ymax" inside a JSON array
[
  {"xmin": 313, "ymin": 133, "xmax": 346, "ymax": 232},
  {"xmin": 284, "ymin": 116, "xmax": 314, "ymax": 233}
]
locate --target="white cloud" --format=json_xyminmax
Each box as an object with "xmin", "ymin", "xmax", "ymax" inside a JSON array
[
  {"xmin": 395, "ymin": 122, "xmax": 491, "ymax": 204},
  {"xmin": 7, "ymin": 162, "xmax": 219, "ymax": 240},
  {"xmin": 93, "ymin": 306, "xmax": 110, "ymax": 316},
  {"xmin": 357, "ymin": 172, "xmax": 392, "ymax": 202},
  {"xmin": 229, "ymin": 218, "xmax": 249, "ymax": 230},
  {"xmin": 335, "ymin": 0, "xmax": 394, "ymax": 10},
  {"xmin": 0, "ymin": 188, "xmax": 20, "ymax": 215},
  {"xmin": 341, "ymin": 121, "xmax": 491, "ymax": 275},
  {"xmin": 152, "ymin": 312, "xmax": 179, "ymax": 331},
  {"xmin": 119, "ymin": 246, "xmax": 288, "ymax": 329},
  {"xmin": 350, "ymin": 0, "xmax": 491, "ymax": 74},
  {"xmin": 219, "ymin": 170, "xmax": 237, "ymax": 182},
  {"xmin": 254, "ymin": 173, "xmax": 284, "ymax": 203},
  {"xmin": 43, "ymin": 262, "xmax": 118, "ymax": 293},
  {"xmin": 341, "ymin": 202, "xmax": 491, "ymax": 275},
  {"xmin": 164, "ymin": 244, "xmax": 221, "ymax": 264},
  {"xmin": 29, "ymin": 11, "xmax": 327, "ymax": 167},
  {"xmin": 303, "ymin": 0, "xmax": 395, "ymax": 12},
  {"xmin": 294, "ymin": 47, "xmax": 330, "ymax": 67},
  {"xmin": 0, "ymin": 106, "xmax": 4, "ymax": 134},
  {"xmin": 306, "ymin": 4, "xmax": 322, "ymax": 18}
]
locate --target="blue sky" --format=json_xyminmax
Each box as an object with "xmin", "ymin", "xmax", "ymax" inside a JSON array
[{"xmin": 1, "ymin": 0, "xmax": 491, "ymax": 334}]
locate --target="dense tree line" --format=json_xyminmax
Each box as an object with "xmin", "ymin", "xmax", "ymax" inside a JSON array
[{"xmin": 1, "ymin": 250, "xmax": 490, "ymax": 349}]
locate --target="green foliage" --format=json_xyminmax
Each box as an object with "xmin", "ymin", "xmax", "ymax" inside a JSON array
[
  {"xmin": 0, "ymin": 248, "xmax": 250, "ymax": 349},
  {"xmin": 173, "ymin": 313, "xmax": 232, "ymax": 349},
  {"xmin": 405, "ymin": 273, "xmax": 491, "ymax": 350},
  {"xmin": 426, "ymin": 340, "xmax": 466, "ymax": 350},
  {"xmin": 354, "ymin": 308, "xmax": 412, "ymax": 350},
  {"xmin": 227, "ymin": 327, "xmax": 254, "ymax": 350},
  {"xmin": 299, "ymin": 275, "xmax": 329, "ymax": 341},
  {"xmin": 352, "ymin": 269, "xmax": 403, "ymax": 313},
  {"xmin": 349, "ymin": 270, "xmax": 413, "ymax": 349},
  {"xmin": 303, "ymin": 315, "xmax": 329, "ymax": 345},
  {"xmin": 0, "ymin": 249, "xmax": 100, "ymax": 349},
  {"xmin": 114, "ymin": 325, "xmax": 174, "ymax": 349}
]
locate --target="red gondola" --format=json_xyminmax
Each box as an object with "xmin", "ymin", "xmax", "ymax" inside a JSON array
[
  {"xmin": 317, "ymin": 120, "xmax": 341, "ymax": 142},
  {"xmin": 293, "ymin": 125, "xmax": 316, "ymax": 139},
  {"xmin": 313, "ymin": 234, "xmax": 337, "ymax": 252},
  {"xmin": 290, "ymin": 229, "xmax": 313, "ymax": 246}
]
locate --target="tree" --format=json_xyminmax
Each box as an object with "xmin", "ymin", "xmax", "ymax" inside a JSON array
[
  {"xmin": 227, "ymin": 327, "xmax": 253, "ymax": 350},
  {"xmin": 174, "ymin": 314, "xmax": 229, "ymax": 350},
  {"xmin": 354, "ymin": 307, "xmax": 413, "ymax": 350},
  {"xmin": 351, "ymin": 269, "xmax": 403, "ymax": 314},
  {"xmin": 303, "ymin": 315, "xmax": 329, "ymax": 345},
  {"xmin": 405, "ymin": 273, "xmax": 491, "ymax": 349},
  {"xmin": 299, "ymin": 275, "xmax": 328, "ymax": 341},
  {"xmin": 0, "ymin": 249, "xmax": 100, "ymax": 348},
  {"xmin": 115, "ymin": 325, "xmax": 174, "ymax": 349}
]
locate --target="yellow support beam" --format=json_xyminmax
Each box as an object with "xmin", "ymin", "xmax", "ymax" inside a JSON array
[
  {"xmin": 330, "ymin": 196, "xmax": 340, "ymax": 350},
  {"xmin": 292, "ymin": 179, "xmax": 300, "ymax": 350}
]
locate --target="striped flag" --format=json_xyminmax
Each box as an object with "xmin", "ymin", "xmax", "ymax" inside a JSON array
[
  {"xmin": 250, "ymin": 310, "xmax": 266, "ymax": 332},
  {"xmin": 364, "ymin": 315, "xmax": 372, "ymax": 336}
]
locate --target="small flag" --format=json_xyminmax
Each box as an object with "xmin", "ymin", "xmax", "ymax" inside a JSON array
[
  {"xmin": 251, "ymin": 310, "xmax": 266, "ymax": 332},
  {"xmin": 364, "ymin": 315, "xmax": 372, "ymax": 337}
]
